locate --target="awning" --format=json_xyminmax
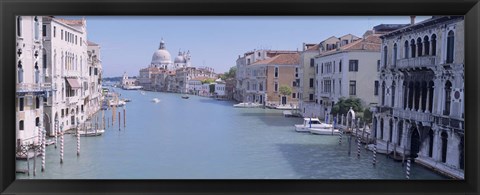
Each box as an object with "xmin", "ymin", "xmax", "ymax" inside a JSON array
[{"xmin": 66, "ymin": 78, "xmax": 82, "ymax": 89}]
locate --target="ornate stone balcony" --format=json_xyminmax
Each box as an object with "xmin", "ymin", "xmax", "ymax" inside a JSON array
[
  {"xmin": 396, "ymin": 56, "xmax": 436, "ymax": 69},
  {"xmin": 434, "ymin": 116, "xmax": 465, "ymax": 131},
  {"xmin": 66, "ymin": 96, "xmax": 79, "ymax": 105},
  {"xmin": 392, "ymin": 108, "xmax": 435, "ymax": 123},
  {"xmin": 16, "ymin": 83, "xmax": 53, "ymax": 95}
]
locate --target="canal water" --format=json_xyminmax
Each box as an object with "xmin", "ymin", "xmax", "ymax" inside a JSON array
[{"xmin": 17, "ymin": 88, "xmax": 447, "ymax": 179}]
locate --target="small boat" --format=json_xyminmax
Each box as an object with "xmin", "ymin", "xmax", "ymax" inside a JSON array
[
  {"xmin": 141, "ymin": 91, "xmax": 146, "ymax": 95},
  {"xmin": 78, "ymin": 129, "xmax": 105, "ymax": 136},
  {"xmin": 294, "ymin": 118, "xmax": 333, "ymax": 132},
  {"xmin": 123, "ymin": 98, "xmax": 131, "ymax": 102},
  {"xmin": 233, "ymin": 102, "xmax": 261, "ymax": 108},
  {"xmin": 109, "ymin": 99, "xmax": 126, "ymax": 107},
  {"xmin": 152, "ymin": 98, "xmax": 160, "ymax": 103},
  {"xmin": 181, "ymin": 95, "xmax": 189, "ymax": 99}
]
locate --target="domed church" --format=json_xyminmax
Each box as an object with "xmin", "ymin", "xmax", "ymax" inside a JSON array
[{"xmin": 150, "ymin": 38, "xmax": 191, "ymax": 70}]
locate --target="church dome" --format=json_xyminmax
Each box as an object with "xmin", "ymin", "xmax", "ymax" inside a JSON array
[
  {"xmin": 174, "ymin": 52, "xmax": 187, "ymax": 63},
  {"xmin": 151, "ymin": 39, "xmax": 171, "ymax": 65}
]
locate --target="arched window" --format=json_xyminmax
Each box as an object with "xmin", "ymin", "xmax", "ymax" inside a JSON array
[
  {"xmin": 19, "ymin": 120, "xmax": 24, "ymax": 131},
  {"xmin": 35, "ymin": 117, "xmax": 40, "ymax": 126},
  {"xmin": 17, "ymin": 60, "xmax": 23, "ymax": 83},
  {"xmin": 391, "ymin": 81, "xmax": 396, "ymax": 107},
  {"xmin": 431, "ymin": 34, "xmax": 437, "ymax": 56},
  {"xmin": 34, "ymin": 16, "xmax": 39, "ymax": 41},
  {"xmin": 417, "ymin": 38, "xmax": 423, "ymax": 56},
  {"xmin": 34, "ymin": 62, "xmax": 39, "ymax": 84},
  {"xmin": 441, "ymin": 132, "xmax": 448, "ymax": 163},
  {"xmin": 444, "ymin": 81, "xmax": 452, "ymax": 116},
  {"xmin": 381, "ymin": 81, "xmax": 386, "ymax": 105},
  {"xmin": 17, "ymin": 16, "xmax": 22, "ymax": 37},
  {"xmin": 383, "ymin": 46, "xmax": 388, "ymax": 67},
  {"xmin": 410, "ymin": 39, "xmax": 416, "ymax": 58},
  {"xmin": 404, "ymin": 41, "xmax": 409, "ymax": 59},
  {"xmin": 393, "ymin": 44, "xmax": 397, "ymax": 67},
  {"xmin": 446, "ymin": 31, "xmax": 454, "ymax": 63},
  {"xmin": 424, "ymin": 36, "xmax": 430, "ymax": 55}
]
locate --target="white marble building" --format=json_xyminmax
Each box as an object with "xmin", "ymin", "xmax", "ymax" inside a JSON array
[
  {"xmin": 373, "ymin": 16, "xmax": 464, "ymax": 179},
  {"xmin": 16, "ymin": 16, "xmax": 51, "ymax": 147}
]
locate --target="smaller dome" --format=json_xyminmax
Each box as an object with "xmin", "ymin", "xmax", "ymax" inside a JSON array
[{"xmin": 174, "ymin": 55, "xmax": 186, "ymax": 63}]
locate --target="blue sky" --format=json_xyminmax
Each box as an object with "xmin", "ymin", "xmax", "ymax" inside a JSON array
[{"xmin": 82, "ymin": 16, "xmax": 430, "ymax": 77}]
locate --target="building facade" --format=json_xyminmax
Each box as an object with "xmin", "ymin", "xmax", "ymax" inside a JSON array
[
  {"xmin": 234, "ymin": 50, "xmax": 298, "ymax": 102},
  {"xmin": 374, "ymin": 16, "xmax": 464, "ymax": 178},
  {"xmin": 246, "ymin": 53, "xmax": 300, "ymax": 106},
  {"xmin": 314, "ymin": 32, "xmax": 381, "ymax": 119},
  {"xmin": 86, "ymin": 41, "xmax": 103, "ymax": 118},
  {"xmin": 16, "ymin": 16, "xmax": 52, "ymax": 148}
]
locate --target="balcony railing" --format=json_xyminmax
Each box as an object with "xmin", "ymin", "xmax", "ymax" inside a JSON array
[
  {"xmin": 434, "ymin": 116, "xmax": 464, "ymax": 130},
  {"xmin": 17, "ymin": 83, "xmax": 53, "ymax": 93},
  {"xmin": 396, "ymin": 56, "xmax": 436, "ymax": 69},
  {"xmin": 376, "ymin": 106, "xmax": 393, "ymax": 115},
  {"xmin": 392, "ymin": 108, "xmax": 434, "ymax": 123}
]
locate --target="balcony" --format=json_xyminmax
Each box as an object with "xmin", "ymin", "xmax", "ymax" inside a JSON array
[
  {"xmin": 66, "ymin": 96, "xmax": 79, "ymax": 105},
  {"xmin": 396, "ymin": 56, "xmax": 436, "ymax": 69},
  {"xmin": 434, "ymin": 116, "xmax": 464, "ymax": 130},
  {"xmin": 16, "ymin": 83, "xmax": 53, "ymax": 96},
  {"xmin": 376, "ymin": 106, "xmax": 393, "ymax": 115},
  {"xmin": 392, "ymin": 108, "xmax": 434, "ymax": 123}
]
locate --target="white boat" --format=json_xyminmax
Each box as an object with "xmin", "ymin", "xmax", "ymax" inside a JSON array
[
  {"xmin": 309, "ymin": 127, "xmax": 340, "ymax": 135},
  {"xmin": 294, "ymin": 118, "xmax": 333, "ymax": 132},
  {"xmin": 109, "ymin": 99, "xmax": 126, "ymax": 107},
  {"xmin": 233, "ymin": 102, "xmax": 261, "ymax": 108},
  {"xmin": 78, "ymin": 129, "xmax": 105, "ymax": 136},
  {"xmin": 152, "ymin": 98, "xmax": 160, "ymax": 103}
]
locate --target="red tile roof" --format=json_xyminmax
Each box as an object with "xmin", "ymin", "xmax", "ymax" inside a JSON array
[
  {"xmin": 319, "ymin": 34, "xmax": 381, "ymax": 56},
  {"xmin": 251, "ymin": 53, "xmax": 300, "ymax": 65}
]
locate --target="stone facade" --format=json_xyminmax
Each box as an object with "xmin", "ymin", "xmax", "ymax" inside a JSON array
[{"xmin": 373, "ymin": 16, "xmax": 464, "ymax": 178}]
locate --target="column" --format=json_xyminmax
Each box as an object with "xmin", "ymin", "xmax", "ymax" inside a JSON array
[
  {"xmin": 425, "ymin": 83, "xmax": 430, "ymax": 113},
  {"xmin": 412, "ymin": 84, "xmax": 416, "ymax": 111},
  {"xmin": 418, "ymin": 84, "xmax": 423, "ymax": 112}
]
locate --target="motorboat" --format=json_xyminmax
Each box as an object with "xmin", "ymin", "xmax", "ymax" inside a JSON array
[
  {"xmin": 109, "ymin": 99, "xmax": 126, "ymax": 107},
  {"xmin": 152, "ymin": 98, "xmax": 160, "ymax": 103},
  {"xmin": 77, "ymin": 128, "xmax": 105, "ymax": 136},
  {"xmin": 123, "ymin": 98, "xmax": 132, "ymax": 102},
  {"xmin": 309, "ymin": 127, "xmax": 339, "ymax": 135},
  {"xmin": 294, "ymin": 118, "xmax": 333, "ymax": 132},
  {"xmin": 233, "ymin": 102, "xmax": 261, "ymax": 108},
  {"xmin": 181, "ymin": 95, "xmax": 190, "ymax": 99}
]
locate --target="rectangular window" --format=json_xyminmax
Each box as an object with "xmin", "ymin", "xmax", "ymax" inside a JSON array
[
  {"xmin": 61, "ymin": 29, "xmax": 63, "ymax": 40},
  {"xmin": 349, "ymin": 80, "xmax": 357, "ymax": 95},
  {"xmin": 374, "ymin": 80, "xmax": 379, "ymax": 95},
  {"xmin": 316, "ymin": 65, "xmax": 318, "ymax": 74},
  {"xmin": 274, "ymin": 82, "xmax": 278, "ymax": 92},
  {"xmin": 339, "ymin": 61, "xmax": 342, "ymax": 72},
  {"xmin": 53, "ymin": 26, "xmax": 56, "ymax": 37},
  {"xmin": 321, "ymin": 64, "xmax": 324, "ymax": 74},
  {"xmin": 292, "ymin": 81, "xmax": 296, "ymax": 87},
  {"xmin": 42, "ymin": 25, "xmax": 47, "ymax": 36},
  {"xmin": 19, "ymin": 98, "xmax": 24, "ymax": 111},
  {"xmin": 349, "ymin": 60, "xmax": 359, "ymax": 72},
  {"xmin": 94, "ymin": 68, "xmax": 98, "ymax": 75},
  {"xmin": 309, "ymin": 78, "xmax": 314, "ymax": 88},
  {"xmin": 310, "ymin": 59, "xmax": 314, "ymax": 67},
  {"xmin": 292, "ymin": 93, "xmax": 296, "ymax": 98},
  {"xmin": 309, "ymin": 94, "xmax": 314, "ymax": 101},
  {"xmin": 274, "ymin": 67, "xmax": 278, "ymax": 78},
  {"xmin": 377, "ymin": 60, "xmax": 380, "ymax": 72},
  {"xmin": 339, "ymin": 79, "xmax": 342, "ymax": 95},
  {"xmin": 75, "ymin": 35, "xmax": 77, "ymax": 45},
  {"xmin": 80, "ymin": 37, "xmax": 82, "ymax": 46}
]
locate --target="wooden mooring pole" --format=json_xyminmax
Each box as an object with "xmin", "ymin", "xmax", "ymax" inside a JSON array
[{"xmin": 118, "ymin": 112, "xmax": 121, "ymax": 130}]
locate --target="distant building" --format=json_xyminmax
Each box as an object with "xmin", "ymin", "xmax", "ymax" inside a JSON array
[
  {"xmin": 247, "ymin": 53, "xmax": 301, "ymax": 106},
  {"xmin": 235, "ymin": 49, "xmax": 298, "ymax": 102},
  {"xmin": 121, "ymin": 72, "xmax": 141, "ymax": 90}
]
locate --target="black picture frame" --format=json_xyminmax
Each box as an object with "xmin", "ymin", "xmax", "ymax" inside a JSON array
[{"xmin": 1, "ymin": 0, "xmax": 479, "ymax": 194}]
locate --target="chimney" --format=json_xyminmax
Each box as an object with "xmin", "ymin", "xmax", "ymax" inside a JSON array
[{"xmin": 410, "ymin": 16, "xmax": 416, "ymax": 25}]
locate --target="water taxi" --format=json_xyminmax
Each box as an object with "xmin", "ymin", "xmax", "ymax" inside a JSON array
[
  {"xmin": 152, "ymin": 98, "xmax": 160, "ymax": 103},
  {"xmin": 77, "ymin": 129, "xmax": 105, "ymax": 137},
  {"xmin": 294, "ymin": 118, "xmax": 333, "ymax": 133},
  {"xmin": 233, "ymin": 102, "xmax": 261, "ymax": 108}
]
